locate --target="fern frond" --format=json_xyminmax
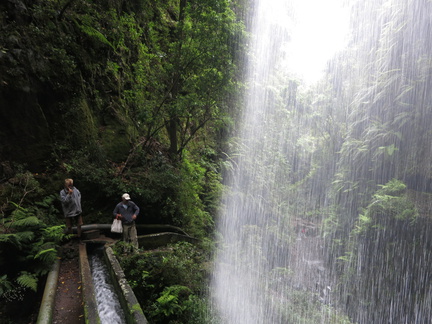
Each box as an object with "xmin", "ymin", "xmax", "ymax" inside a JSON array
[
  {"xmin": 9, "ymin": 201, "xmax": 26, "ymax": 211},
  {"xmin": 14, "ymin": 231, "xmax": 35, "ymax": 243},
  {"xmin": 12, "ymin": 216, "xmax": 41, "ymax": 228},
  {"xmin": 0, "ymin": 233, "xmax": 21, "ymax": 247},
  {"xmin": 43, "ymin": 225, "xmax": 67, "ymax": 243},
  {"xmin": 0, "ymin": 274, "xmax": 14, "ymax": 296},
  {"xmin": 10, "ymin": 208, "xmax": 30, "ymax": 221},
  {"xmin": 35, "ymin": 194, "xmax": 58, "ymax": 208},
  {"xmin": 34, "ymin": 248, "xmax": 57, "ymax": 262},
  {"xmin": 75, "ymin": 20, "xmax": 115, "ymax": 50},
  {"xmin": 16, "ymin": 272, "xmax": 38, "ymax": 292}
]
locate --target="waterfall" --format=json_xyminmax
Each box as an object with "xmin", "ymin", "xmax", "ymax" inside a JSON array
[
  {"xmin": 211, "ymin": 0, "xmax": 349, "ymax": 322},
  {"xmin": 212, "ymin": 0, "xmax": 432, "ymax": 323}
]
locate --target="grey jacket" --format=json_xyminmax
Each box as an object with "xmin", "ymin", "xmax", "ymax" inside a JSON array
[
  {"xmin": 60, "ymin": 187, "xmax": 82, "ymax": 218},
  {"xmin": 113, "ymin": 201, "xmax": 140, "ymax": 224}
]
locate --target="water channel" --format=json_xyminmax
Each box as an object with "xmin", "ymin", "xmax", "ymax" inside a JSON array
[{"xmin": 88, "ymin": 245, "xmax": 127, "ymax": 324}]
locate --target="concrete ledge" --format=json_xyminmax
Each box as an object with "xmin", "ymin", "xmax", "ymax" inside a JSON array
[
  {"xmin": 73, "ymin": 223, "xmax": 189, "ymax": 236},
  {"xmin": 36, "ymin": 259, "xmax": 60, "ymax": 324},
  {"xmin": 138, "ymin": 232, "xmax": 199, "ymax": 249},
  {"xmin": 104, "ymin": 246, "xmax": 148, "ymax": 324}
]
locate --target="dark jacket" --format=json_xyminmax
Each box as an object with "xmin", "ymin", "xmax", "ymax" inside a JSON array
[{"xmin": 113, "ymin": 201, "xmax": 140, "ymax": 224}]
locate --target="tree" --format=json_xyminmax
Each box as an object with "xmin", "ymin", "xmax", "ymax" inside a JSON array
[{"xmin": 138, "ymin": 0, "xmax": 244, "ymax": 158}]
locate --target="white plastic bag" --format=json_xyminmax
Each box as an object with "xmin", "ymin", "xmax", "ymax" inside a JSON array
[{"xmin": 111, "ymin": 219, "xmax": 123, "ymax": 233}]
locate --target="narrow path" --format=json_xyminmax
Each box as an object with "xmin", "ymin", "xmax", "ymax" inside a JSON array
[{"xmin": 52, "ymin": 241, "xmax": 84, "ymax": 324}]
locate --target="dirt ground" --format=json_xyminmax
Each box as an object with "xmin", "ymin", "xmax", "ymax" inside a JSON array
[
  {"xmin": 0, "ymin": 241, "xmax": 85, "ymax": 324},
  {"xmin": 52, "ymin": 241, "xmax": 85, "ymax": 324}
]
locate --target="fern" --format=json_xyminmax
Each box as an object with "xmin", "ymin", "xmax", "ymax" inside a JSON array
[
  {"xmin": 0, "ymin": 275, "xmax": 13, "ymax": 296},
  {"xmin": 16, "ymin": 231, "xmax": 36, "ymax": 244},
  {"xmin": 0, "ymin": 198, "xmax": 65, "ymax": 303},
  {"xmin": 34, "ymin": 194, "xmax": 58, "ymax": 208},
  {"xmin": 4, "ymin": 207, "xmax": 40, "ymax": 230},
  {"xmin": 0, "ymin": 233, "xmax": 21, "ymax": 247},
  {"xmin": 43, "ymin": 225, "xmax": 67, "ymax": 244},
  {"xmin": 376, "ymin": 178, "xmax": 406, "ymax": 195},
  {"xmin": 153, "ymin": 285, "xmax": 192, "ymax": 317},
  {"xmin": 8, "ymin": 205, "xmax": 30, "ymax": 221},
  {"xmin": 34, "ymin": 248, "xmax": 57, "ymax": 262},
  {"xmin": 11, "ymin": 216, "xmax": 41, "ymax": 229},
  {"xmin": 34, "ymin": 195, "xmax": 61, "ymax": 224},
  {"xmin": 16, "ymin": 272, "xmax": 38, "ymax": 292},
  {"xmin": 75, "ymin": 20, "xmax": 115, "ymax": 50}
]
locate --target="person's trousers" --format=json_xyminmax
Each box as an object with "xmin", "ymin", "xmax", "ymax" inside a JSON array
[
  {"xmin": 122, "ymin": 223, "xmax": 138, "ymax": 250},
  {"xmin": 65, "ymin": 215, "xmax": 83, "ymax": 237}
]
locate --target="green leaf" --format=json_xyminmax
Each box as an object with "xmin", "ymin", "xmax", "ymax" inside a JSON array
[
  {"xmin": 0, "ymin": 275, "xmax": 13, "ymax": 296},
  {"xmin": 0, "ymin": 233, "xmax": 21, "ymax": 247},
  {"xmin": 75, "ymin": 20, "xmax": 115, "ymax": 50},
  {"xmin": 11, "ymin": 216, "xmax": 41, "ymax": 228},
  {"xmin": 16, "ymin": 272, "xmax": 38, "ymax": 292},
  {"xmin": 34, "ymin": 248, "xmax": 57, "ymax": 261}
]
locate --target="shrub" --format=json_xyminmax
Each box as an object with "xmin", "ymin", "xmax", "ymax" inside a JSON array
[{"xmin": 116, "ymin": 241, "xmax": 212, "ymax": 323}]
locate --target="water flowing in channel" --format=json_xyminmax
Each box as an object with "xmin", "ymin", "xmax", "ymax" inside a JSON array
[
  {"xmin": 212, "ymin": 0, "xmax": 432, "ymax": 323},
  {"xmin": 89, "ymin": 247, "xmax": 126, "ymax": 324}
]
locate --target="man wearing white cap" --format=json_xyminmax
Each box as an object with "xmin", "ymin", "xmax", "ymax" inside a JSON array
[{"xmin": 113, "ymin": 193, "xmax": 140, "ymax": 252}]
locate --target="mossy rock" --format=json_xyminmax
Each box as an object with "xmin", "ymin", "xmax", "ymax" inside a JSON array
[{"xmin": 99, "ymin": 124, "xmax": 131, "ymax": 162}]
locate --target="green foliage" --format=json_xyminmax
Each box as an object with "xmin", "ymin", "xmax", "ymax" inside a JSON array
[
  {"xmin": 149, "ymin": 285, "xmax": 217, "ymax": 323},
  {"xmin": 75, "ymin": 19, "xmax": 115, "ymax": 50},
  {"xmin": 0, "ymin": 275, "xmax": 13, "ymax": 297},
  {"xmin": 42, "ymin": 225, "xmax": 68, "ymax": 243},
  {"xmin": 376, "ymin": 178, "xmax": 407, "ymax": 196},
  {"xmin": 1, "ymin": 0, "xmax": 241, "ymax": 237},
  {"xmin": 321, "ymin": 206, "xmax": 341, "ymax": 238},
  {"xmin": 0, "ymin": 190, "xmax": 67, "ymax": 302},
  {"xmin": 126, "ymin": 0, "xmax": 245, "ymax": 156},
  {"xmin": 151, "ymin": 285, "xmax": 192, "ymax": 318},
  {"xmin": 34, "ymin": 194, "xmax": 60, "ymax": 222},
  {"xmin": 34, "ymin": 248, "xmax": 57, "ymax": 264},
  {"xmin": 366, "ymin": 179, "xmax": 417, "ymax": 223},
  {"xmin": 117, "ymin": 241, "xmax": 212, "ymax": 323},
  {"xmin": 56, "ymin": 130, "xmax": 224, "ymax": 233},
  {"xmin": 273, "ymin": 289, "xmax": 353, "ymax": 324},
  {"xmin": 173, "ymin": 154, "xmax": 218, "ymax": 238},
  {"xmin": 343, "ymin": 179, "xmax": 418, "ymax": 243},
  {"xmin": 335, "ymin": 179, "xmax": 423, "ymax": 317},
  {"xmin": 16, "ymin": 272, "xmax": 38, "ymax": 292},
  {"xmin": 0, "ymin": 171, "xmax": 44, "ymax": 207}
]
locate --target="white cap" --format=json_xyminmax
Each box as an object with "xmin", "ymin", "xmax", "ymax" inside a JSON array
[{"xmin": 122, "ymin": 193, "xmax": 131, "ymax": 200}]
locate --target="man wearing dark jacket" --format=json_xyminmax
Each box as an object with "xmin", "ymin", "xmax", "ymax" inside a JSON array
[{"xmin": 113, "ymin": 193, "xmax": 139, "ymax": 252}]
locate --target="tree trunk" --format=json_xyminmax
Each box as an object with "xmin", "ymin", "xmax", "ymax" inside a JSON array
[{"xmin": 167, "ymin": 117, "xmax": 178, "ymax": 156}]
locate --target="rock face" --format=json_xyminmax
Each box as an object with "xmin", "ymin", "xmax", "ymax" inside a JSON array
[
  {"xmin": 0, "ymin": 87, "xmax": 52, "ymax": 169},
  {"xmin": 0, "ymin": 1, "xmax": 137, "ymax": 171}
]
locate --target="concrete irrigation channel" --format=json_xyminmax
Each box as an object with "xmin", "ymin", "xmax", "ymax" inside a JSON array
[
  {"xmin": 36, "ymin": 224, "xmax": 197, "ymax": 323},
  {"xmin": 36, "ymin": 242, "xmax": 147, "ymax": 324}
]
